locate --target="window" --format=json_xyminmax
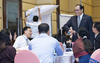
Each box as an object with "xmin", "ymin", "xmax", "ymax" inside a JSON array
[{"xmin": 3, "ymin": 0, "xmax": 22, "ymax": 35}]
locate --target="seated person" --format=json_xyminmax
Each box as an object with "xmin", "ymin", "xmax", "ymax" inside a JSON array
[
  {"xmin": 30, "ymin": 23, "xmax": 63, "ymax": 63},
  {"xmin": 89, "ymin": 49, "xmax": 100, "ymax": 63},
  {"xmin": 13, "ymin": 27, "xmax": 32, "ymax": 51},
  {"xmin": 73, "ymin": 27, "xmax": 93, "ymax": 63},
  {"xmin": 92, "ymin": 22, "xmax": 100, "ymax": 50},
  {"xmin": 0, "ymin": 32, "xmax": 16, "ymax": 63}
]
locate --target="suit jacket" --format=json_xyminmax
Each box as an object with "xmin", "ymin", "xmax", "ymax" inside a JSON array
[
  {"xmin": 63, "ymin": 14, "xmax": 94, "ymax": 42},
  {"xmin": 95, "ymin": 33, "xmax": 100, "ymax": 50}
]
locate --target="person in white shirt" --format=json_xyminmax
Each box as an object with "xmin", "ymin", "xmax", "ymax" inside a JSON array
[
  {"xmin": 26, "ymin": 8, "xmax": 42, "ymax": 38},
  {"xmin": 13, "ymin": 26, "xmax": 32, "ymax": 51},
  {"xmin": 31, "ymin": 23, "xmax": 63, "ymax": 63}
]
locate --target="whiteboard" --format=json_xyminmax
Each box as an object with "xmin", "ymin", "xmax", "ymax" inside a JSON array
[{"xmin": 60, "ymin": 14, "xmax": 73, "ymax": 29}]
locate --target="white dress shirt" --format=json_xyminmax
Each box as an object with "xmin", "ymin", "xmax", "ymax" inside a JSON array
[
  {"xmin": 26, "ymin": 21, "xmax": 41, "ymax": 38},
  {"xmin": 77, "ymin": 13, "xmax": 84, "ymax": 27},
  {"xmin": 30, "ymin": 33, "xmax": 63, "ymax": 63},
  {"xmin": 13, "ymin": 35, "xmax": 30, "ymax": 50}
]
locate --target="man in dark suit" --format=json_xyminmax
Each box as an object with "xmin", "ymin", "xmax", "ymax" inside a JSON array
[
  {"xmin": 63, "ymin": 4, "xmax": 94, "ymax": 43},
  {"xmin": 92, "ymin": 22, "xmax": 100, "ymax": 50}
]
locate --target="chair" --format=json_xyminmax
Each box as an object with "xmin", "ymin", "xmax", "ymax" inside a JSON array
[{"xmin": 14, "ymin": 50, "xmax": 40, "ymax": 63}]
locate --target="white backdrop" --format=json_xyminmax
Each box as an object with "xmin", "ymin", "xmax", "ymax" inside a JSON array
[
  {"xmin": 60, "ymin": 14, "xmax": 73, "ymax": 29},
  {"xmin": 25, "ymin": 5, "xmax": 58, "ymax": 36}
]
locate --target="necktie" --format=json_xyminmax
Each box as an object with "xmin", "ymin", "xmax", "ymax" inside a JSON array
[
  {"xmin": 78, "ymin": 16, "xmax": 81, "ymax": 27},
  {"xmin": 26, "ymin": 39, "xmax": 32, "ymax": 50}
]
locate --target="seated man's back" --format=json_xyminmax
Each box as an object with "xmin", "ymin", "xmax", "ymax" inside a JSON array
[{"xmin": 31, "ymin": 33, "xmax": 63, "ymax": 63}]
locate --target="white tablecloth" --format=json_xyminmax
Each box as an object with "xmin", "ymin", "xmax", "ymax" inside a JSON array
[{"xmin": 54, "ymin": 51, "xmax": 75, "ymax": 63}]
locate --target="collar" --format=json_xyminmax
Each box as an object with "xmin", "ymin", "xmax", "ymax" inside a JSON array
[
  {"xmin": 95, "ymin": 33, "xmax": 99, "ymax": 38},
  {"xmin": 37, "ymin": 33, "xmax": 48, "ymax": 38},
  {"xmin": 79, "ymin": 13, "xmax": 84, "ymax": 20},
  {"xmin": 23, "ymin": 34, "xmax": 28, "ymax": 39}
]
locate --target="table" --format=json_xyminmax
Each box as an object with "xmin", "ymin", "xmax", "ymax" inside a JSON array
[{"xmin": 54, "ymin": 51, "xmax": 75, "ymax": 63}]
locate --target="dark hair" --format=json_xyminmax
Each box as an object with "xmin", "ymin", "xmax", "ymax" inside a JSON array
[
  {"xmin": 94, "ymin": 22, "xmax": 100, "ymax": 32},
  {"xmin": 38, "ymin": 23, "xmax": 49, "ymax": 33},
  {"xmin": 1, "ymin": 29, "xmax": 10, "ymax": 36},
  {"xmin": 76, "ymin": 4, "xmax": 84, "ymax": 12},
  {"xmin": 83, "ymin": 39, "xmax": 93, "ymax": 54},
  {"xmin": 0, "ymin": 32, "xmax": 10, "ymax": 46},
  {"xmin": 0, "ymin": 32, "xmax": 6, "ymax": 44},
  {"xmin": 0, "ymin": 29, "xmax": 11, "ymax": 45},
  {"xmin": 78, "ymin": 27, "xmax": 93, "ymax": 54},
  {"xmin": 62, "ymin": 26, "xmax": 69, "ymax": 35},
  {"xmin": 22, "ymin": 26, "xmax": 31, "ymax": 34},
  {"xmin": 33, "ymin": 16, "xmax": 39, "ymax": 22},
  {"xmin": 78, "ymin": 27, "xmax": 89, "ymax": 38}
]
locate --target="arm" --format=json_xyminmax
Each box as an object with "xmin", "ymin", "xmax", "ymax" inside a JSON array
[
  {"xmin": 55, "ymin": 41, "xmax": 63, "ymax": 56},
  {"xmin": 88, "ymin": 16, "xmax": 95, "ymax": 45},
  {"xmin": 38, "ymin": 8, "xmax": 42, "ymax": 22}
]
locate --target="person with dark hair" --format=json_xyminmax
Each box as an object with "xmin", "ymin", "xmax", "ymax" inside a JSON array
[
  {"xmin": 30, "ymin": 23, "xmax": 63, "ymax": 63},
  {"xmin": 73, "ymin": 27, "xmax": 93, "ymax": 63},
  {"xmin": 63, "ymin": 4, "xmax": 94, "ymax": 44},
  {"xmin": 92, "ymin": 22, "xmax": 100, "ymax": 50},
  {"xmin": 1, "ymin": 29, "xmax": 11, "ymax": 45},
  {"xmin": 0, "ymin": 32, "xmax": 16, "ymax": 63},
  {"xmin": 26, "ymin": 8, "xmax": 42, "ymax": 38},
  {"xmin": 1, "ymin": 29, "xmax": 17, "ymax": 46},
  {"xmin": 10, "ymin": 29, "xmax": 17, "ymax": 45},
  {"xmin": 13, "ymin": 26, "xmax": 32, "ymax": 51}
]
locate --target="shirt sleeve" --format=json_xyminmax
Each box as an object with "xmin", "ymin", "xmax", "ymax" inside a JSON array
[
  {"xmin": 55, "ymin": 41, "xmax": 63, "ymax": 56},
  {"xmin": 13, "ymin": 37, "xmax": 20, "ymax": 49}
]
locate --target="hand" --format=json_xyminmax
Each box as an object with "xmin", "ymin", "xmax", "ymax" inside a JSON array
[
  {"xmin": 69, "ymin": 29, "xmax": 76, "ymax": 35},
  {"xmin": 75, "ymin": 58, "xmax": 79, "ymax": 63}
]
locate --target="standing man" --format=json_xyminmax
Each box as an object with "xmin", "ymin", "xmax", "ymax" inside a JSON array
[
  {"xmin": 63, "ymin": 4, "xmax": 94, "ymax": 43},
  {"xmin": 13, "ymin": 27, "xmax": 32, "ymax": 51},
  {"xmin": 26, "ymin": 8, "xmax": 42, "ymax": 38},
  {"xmin": 31, "ymin": 23, "xmax": 63, "ymax": 63}
]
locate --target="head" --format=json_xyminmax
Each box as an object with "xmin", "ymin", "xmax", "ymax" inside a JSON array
[
  {"xmin": 1, "ymin": 29, "xmax": 10, "ymax": 36},
  {"xmin": 1, "ymin": 29, "xmax": 11, "ymax": 45},
  {"xmin": 0, "ymin": 32, "xmax": 8, "ymax": 51},
  {"xmin": 33, "ymin": 16, "xmax": 39, "ymax": 22},
  {"xmin": 75, "ymin": 4, "xmax": 84, "ymax": 16},
  {"xmin": 62, "ymin": 26, "xmax": 69, "ymax": 36},
  {"xmin": 92, "ymin": 22, "xmax": 100, "ymax": 34},
  {"xmin": 22, "ymin": 26, "xmax": 32, "ymax": 38},
  {"xmin": 38, "ymin": 23, "xmax": 49, "ymax": 35},
  {"xmin": 78, "ymin": 27, "xmax": 89, "ymax": 39},
  {"xmin": 78, "ymin": 27, "xmax": 93, "ymax": 54}
]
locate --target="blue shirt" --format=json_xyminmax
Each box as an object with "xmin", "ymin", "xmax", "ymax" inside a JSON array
[{"xmin": 30, "ymin": 33, "xmax": 63, "ymax": 63}]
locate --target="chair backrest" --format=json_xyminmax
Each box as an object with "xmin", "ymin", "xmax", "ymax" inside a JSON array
[
  {"xmin": 90, "ymin": 49, "xmax": 100, "ymax": 62},
  {"xmin": 14, "ymin": 50, "xmax": 40, "ymax": 63}
]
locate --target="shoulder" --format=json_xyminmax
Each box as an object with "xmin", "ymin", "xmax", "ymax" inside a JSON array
[
  {"xmin": 16, "ymin": 35, "xmax": 23, "ymax": 39},
  {"xmin": 48, "ymin": 36, "xmax": 59, "ymax": 42},
  {"xmin": 7, "ymin": 46, "xmax": 16, "ymax": 52},
  {"xmin": 84, "ymin": 14, "xmax": 92, "ymax": 18},
  {"xmin": 15, "ymin": 35, "xmax": 24, "ymax": 42},
  {"xmin": 70, "ymin": 15, "xmax": 77, "ymax": 19}
]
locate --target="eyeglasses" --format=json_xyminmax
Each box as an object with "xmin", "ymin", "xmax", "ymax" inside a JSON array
[{"xmin": 74, "ymin": 9, "xmax": 80, "ymax": 11}]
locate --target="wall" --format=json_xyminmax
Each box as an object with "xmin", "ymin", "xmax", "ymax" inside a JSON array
[
  {"xmin": 92, "ymin": 0, "xmax": 100, "ymax": 22},
  {"xmin": 0, "ymin": 0, "xmax": 3, "ymax": 30}
]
